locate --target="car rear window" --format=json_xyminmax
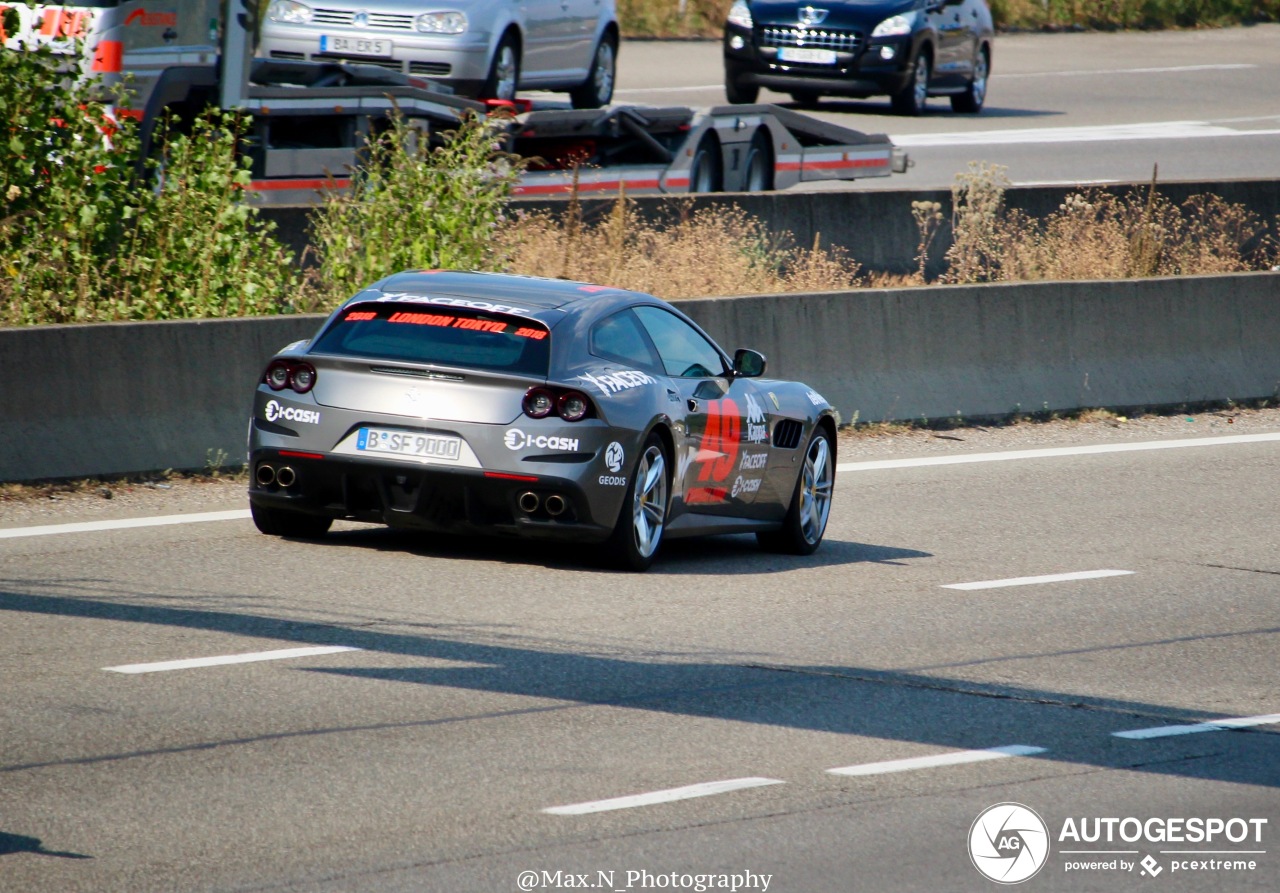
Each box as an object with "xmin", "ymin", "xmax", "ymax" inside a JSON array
[{"xmin": 311, "ymin": 303, "xmax": 550, "ymax": 376}]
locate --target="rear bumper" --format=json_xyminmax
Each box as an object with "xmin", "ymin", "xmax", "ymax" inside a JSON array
[{"xmin": 249, "ymin": 448, "xmax": 615, "ymax": 542}]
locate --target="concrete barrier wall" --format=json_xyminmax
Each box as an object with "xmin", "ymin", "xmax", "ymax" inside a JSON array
[
  {"xmin": 1, "ymin": 273, "xmax": 1277, "ymax": 482},
  {"xmin": 263, "ymin": 178, "xmax": 1280, "ymax": 277},
  {"xmin": 0, "ymin": 316, "xmax": 324, "ymax": 482}
]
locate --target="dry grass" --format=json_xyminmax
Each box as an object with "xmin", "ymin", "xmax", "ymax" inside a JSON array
[
  {"xmin": 498, "ymin": 193, "xmax": 862, "ymax": 298},
  {"xmin": 940, "ymin": 163, "xmax": 1279, "ymax": 284}
]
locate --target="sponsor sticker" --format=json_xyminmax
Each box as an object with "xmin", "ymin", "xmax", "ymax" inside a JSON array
[
  {"xmin": 806, "ymin": 389, "xmax": 826, "ymax": 406},
  {"xmin": 598, "ymin": 475, "xmax": 628, "ymax": 487},
  {"xmin": 264, "ymin": 399, "xmax": 320, "ymax": 425},
  {"xmin": 504, "ymin": 429, "xmax": 580, "ymax": 452},
  {"xmin": 374, "ymin": 292, "xmax": 531, "ymax": 316},
  {"xmin": 605, "ymin": 442, "xmax": 625, "ymax": 473},
  {"xmin": 730, "ymin": 475, "xmax": 762, "ymax": 498},
  {"xmin": 580, "ymin": 370, "xmax": 655, "ymax": 396},
  {"xmin": 745, "ymin": 392, "xmax": 768, "ymax": 444},
  {"xmin": 739, "ymin": 451, "xmax": 768, "ymax": 471}
]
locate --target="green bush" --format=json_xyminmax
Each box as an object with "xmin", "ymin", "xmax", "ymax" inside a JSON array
[
  {"xmin": 1, "ymin": 19, "xmax": 301, "ymax": 325},
  {"xmin": 308, "ymin": 110, "xmax": 527, "ymax": 303}
]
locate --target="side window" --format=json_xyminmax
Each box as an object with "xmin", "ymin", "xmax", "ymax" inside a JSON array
[
  {"xmin": 589, "ymin": 309, "xmax": 662, "ymax": 372},
  {"xmin": 633, "ymin": 306, "xmax": 727, "ymax": 379}
]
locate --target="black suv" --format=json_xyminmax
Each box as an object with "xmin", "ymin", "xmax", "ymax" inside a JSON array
[{"xmin": 723, "ymin": 0, "xmax": 993, "ymax": 114}]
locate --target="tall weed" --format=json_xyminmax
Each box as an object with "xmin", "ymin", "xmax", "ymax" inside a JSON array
[
  {"xmin": 498, "ymin": 191, "xmax": 862, "ymax": 297},
  {"xmin": 939, "ymin": 162, "xmax": 1277, "ymax": 283},
  {"xmin": 308, "ymin": 110, "xmax": 526, "ymax": 303}
]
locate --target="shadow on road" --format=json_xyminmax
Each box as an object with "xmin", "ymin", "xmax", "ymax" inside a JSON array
[
  {"xmin": 1, "ymin": 583, "xmax": 1276, "ymax": 793},
  {"xmin": 294, "ymin": 526, "xmax": 930, "ymax": 575},
  {"xmin": 0, "ymin": 831, "xmax": 91, "ymax": 860},
  {"xmin": 780, "ymin": 98, "xmax": 1064, "ymax": 121}
]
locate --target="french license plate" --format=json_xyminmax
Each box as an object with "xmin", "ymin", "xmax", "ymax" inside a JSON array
[
  {"xmin": 356, "ymin": 428, "xmax": 461, "ymax": 461},
  {"xmin": 778, "ymin": 47, "xmax": 837, "ymax": 65},
  {"xmin": 319, "ymin": 35, "xmax": 392, "ymax": 57}
]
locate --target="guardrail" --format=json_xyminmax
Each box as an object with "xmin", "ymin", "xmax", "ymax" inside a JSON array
[{"xmin": 2, "ymin": 272, "xmax": 1276, "ymax": 483}]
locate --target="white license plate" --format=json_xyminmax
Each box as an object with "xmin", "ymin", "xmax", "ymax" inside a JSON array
[
  {"xmin": 320, "ymin": 35, "xmax": 392, "ymax": 57},
  {"xmin": 356, "ymin": 428, "xmax": 461, "ymax": 461},
  {"xmin": 778, "ymin": 47, "xmax": 838, "ymax": 65}
]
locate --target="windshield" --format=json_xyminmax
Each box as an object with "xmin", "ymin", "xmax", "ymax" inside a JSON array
[{"xmin": 311, "ymin": 303, "xmax": 551, "ymax": 377}]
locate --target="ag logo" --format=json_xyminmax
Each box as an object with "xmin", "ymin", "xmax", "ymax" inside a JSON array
[
  {"xmin": 969, "ymin": 803, "xmax": 1050, "ymax": 884},
  {"xmin": 605, "ymin": 442, "xmax": 625, "ymax": 473}
]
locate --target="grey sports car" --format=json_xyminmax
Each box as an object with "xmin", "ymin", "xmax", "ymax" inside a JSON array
[{"xmin": 248, "ymin": 271, "xmax": 837, "ymax": 570}]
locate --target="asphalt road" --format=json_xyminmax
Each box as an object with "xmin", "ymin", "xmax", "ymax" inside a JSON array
[
  {"xmin": 607, "ymin": 26, "xmax": 1280, "ymax": 189},
  {"xmin": 2, "ymin": 424, "xmax": 1278, "ymax": 892}
]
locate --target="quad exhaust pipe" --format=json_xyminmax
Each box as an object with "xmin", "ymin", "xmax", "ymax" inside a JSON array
[
  {"xmin": 517, "ymin": 491, "xmax": 540, "ymax": 513},
  {"xmin": 275, "ymin": 466, "xmax": 297, "ymax": 488},
  {"xmin": 544, "ymin": 494, "xmax": 567, "ymax": 517},
  {"xmin": 256, "ymin": 464, "xmax": 276, "ymax": 487}
]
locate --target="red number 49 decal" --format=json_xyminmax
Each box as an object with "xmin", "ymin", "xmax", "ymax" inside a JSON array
[{"xmin": 696, "ymin": 398, "xmax": 741, "ymax": 483}]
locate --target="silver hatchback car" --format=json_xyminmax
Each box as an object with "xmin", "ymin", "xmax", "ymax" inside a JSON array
[{"xmin": 260, "ymin": 0, "xmax": 619, "ymax": 107}]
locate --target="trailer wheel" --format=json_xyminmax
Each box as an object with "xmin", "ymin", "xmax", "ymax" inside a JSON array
[
  {"xmin": 689, "ymin": 136, "xmax": 722, "ymax": 193},
  {"xmin": 743, "ymin": 130, "xmax": 773, "ymax": 192},
  {"xmin": 482, "ymin": 33, "xmax": 521, "ymax": 102}
]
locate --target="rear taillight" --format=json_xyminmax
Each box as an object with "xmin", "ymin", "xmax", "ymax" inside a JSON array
[
  {"xmin": 523, "ymin": 386, "xmax": 595, "ymax": 422},
  {"xmin": 264, "ymin": 359, "xmax": 317, "ymax": 394},
  {"xmin": 557, "ymin": 391, "xmax": 590, "ymax": 422},
  {"xmin": 523, "ymin": 388, "xmax": 556, "ymax": 419}
]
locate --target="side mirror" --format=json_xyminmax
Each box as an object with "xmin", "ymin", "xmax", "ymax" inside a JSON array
[{"xmin": 732, "ymin": 348, "xmax": 767, "ymax": 378}]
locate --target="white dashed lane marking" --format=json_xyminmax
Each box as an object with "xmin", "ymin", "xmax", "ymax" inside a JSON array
[
  {"xmin": 1113, "ymin": 713, "xmax": 1280, "ymax": 740},
  {"xmin": 104, "ymin": 646, "xmax": 362, "ymax": 674},
  {"xmin": 943, "ymin": 570, "xmax": 1134, "ymax": 591},
  {"xmin": 543, "ymin": 777, "xmax": 784, "ymax": 816},
  {"xmin": 827, "ymin": 744, "xmax": 1048, "ymax": 777}
]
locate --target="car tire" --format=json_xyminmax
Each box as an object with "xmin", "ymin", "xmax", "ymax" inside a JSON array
[
  {"xmin": 571, "ymin": 34, "xmax": 616, "ymax": 109},
  {"xmin": 891, "ymin": 50, "xmax": 931, "ymax": 116},
  {"xmin": 951, "ymin": 45, "xmax": 989, "ymax": 114},
  {"xmin": 251, "ymin": 502, "xmax": 332, "ymax": 539},
  {"xmin": 605, "ymin": 433, "xmax": 670, "ymax": 572},
  {"xmin": 756, "ymin": 425, "xmax": 834, "ymax": 555},
  {"xmin": 789, "ymin": 90, "xmax": 820, "ymax": 107},
  {"xmin": 725, "ymin": 63, "xmax": 759, "ymax": 104},
  {"xmin": 481, "ymin": 34, "xmax": 520, "ymax": 102}
]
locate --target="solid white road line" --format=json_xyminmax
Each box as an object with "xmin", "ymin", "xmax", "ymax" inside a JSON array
[
  {"xmin": 891, "ymin": 120, "xmax": 1280, "ymax": 148},
  {"xmin": 543, "ymin": 777, "xmax": 784, "ymax": 816},
  {"xmin": 943, "ymin": 570, "xmax": 1134, "ymax": 591},
  {"xmin": 836, "ymin": 432, "xmax": 1280, "ymax": 474},
  {"xmin": 1004, "ymin": 63, "xmax": 1257, "ymax": 79},
  {"xmin": 104, "ymin": 645, "xmax": 361, "ymax": 674},
  {"xmin": 1113, "ymin": 713, "xmax": 1280, "ymax": 740},
  {"xmin": 827, "ymin": 744, "xmax": 1047, "ymax": 777},
  {"xmin": 0, "ymin": 509, "xmax": 252, "ymax": 540}
]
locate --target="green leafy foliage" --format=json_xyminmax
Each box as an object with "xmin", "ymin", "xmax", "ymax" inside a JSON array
[
  {"xmin": 1, "ymin": 19, "xmax": 300, "ymax": 325},
  {"xmin": 308, "ymin": 110, "xmax": 527, "ymax": 304}
]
